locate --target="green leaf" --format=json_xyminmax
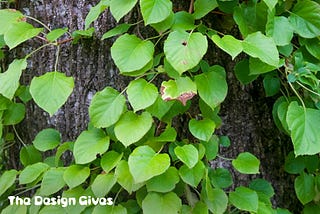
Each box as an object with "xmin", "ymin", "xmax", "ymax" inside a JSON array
[
  {"xmin": 242, "ymin": 31, "xmax": 279, "ymax": 67},
  {"xmin": 164, "ymin": 31, "xmax": 208, "ymax": 75},
  {"xmin": 189, "ymin": 118, "xmax": 215, "ymax": 142},
  {"xmin": 146, "ymin": 167, "xmax": 180, "ymax": 193},
  {"xmin": 128, "ymin": 145, "xmax": 170, "ymax": 183},
  {"xmin": 91, "ymin": 173, "xmax": 117, "ymax": 197},
  {"xmin": 263, "ymin": 75, "xmax": 280, "ymax": 97},
  {"xmin": 249, "ymin": 57, "xmax": 278, "ymax": 75},
  {"xmin": 289, "ymin": 0, "xmax": 320, "ymax": 38},
  {"xmin": 232, "ymin": 152, "xmax": 260, "ymax": 174},
  {"xmin": 101, "ymin": 23, "xmax": 131, "ymax": 39},
  {"xmin": 127, "ymin": 79, "xmax": 158, "ymax": 112},
  {"xmin": 30, "ymin": 71, "xmax": 74, "ymax": 116},
  {"xmin": 179, "ymin": 161, "xmax": 205, "ymax": 187},
  {"xmin": 46, "ymin": 28, "xmax": 68, "ymax": 42},
  {"xmin": 89, "ymin": 87, "xmax": 126, "ymax": 128},
  {"xmin": 115, "ymin": 160, "xmax": 144, "ymax": 194},
  {"xmin": 286, "ymin": 101, "xmax": 320, "ymax": 155},
  {"xmin": 55, "ymin": 142, "xmax": 73, "ymax": 167},
  {"xmin": 172, "ymin": 11, "xmax": 195, "ymax": 31},
  {"xmin": 249, "ymin": 178, "xmax": 275, "ymax": 198},
  {"xmin": 195, "ymin": 69, "xmax": 228, "ymax": 110},
  {"xmin": 20, "ymin": 145, "xmax": 42, "ymax": 167},
  {"xmin": 142, "ymin": 192, "xmax": 182, "ymax": 214},
  {"xmin": 174, "ymin": 144, "xmax": 198, "ymax": 168},
  {"xmin": 211, "ymin": 35, "xmax": 242, "ymax": 59},
  {"xmin": 140, "ymin": 0, "xmax": 172, "ymax": 25},
  {"xmin": 85, "ymin": 0, "xmax": 109, "ymax": 29},
  {"xmin": 40, "ymin": 167, "xmax": 65, "ymax": 195},
  {"xmin": 234, "ymin": 59, "xmax": 258, "ymax": 85},
  {"xmin": 0, "ymin": 9, "xmax": 24, "ymax": 35},
  {"xmin": 101, "ymin": 151, "xmax": 123, "ymax": 173},
  {"xmin": 151, "ymin": 12, "xmax": 174, "ymax": 33},
  {"xmin": 263, "ymin": 0, "xmax": 277, "ymax": 10},
  {"xmin": 110, "ymin": 0, "xmax": 137, "ymax": 22},
  {"xmin": 115, "ymin": 111, "xmax": 153, "ymax": 147},
  {"xmin": 266, "ymin": 14, "xmax": 293, "ymax": 46},
  {"xmin": 32, "ymin": 128, "xmax": 61, "ymax": 152},
  {"xmin": 193, "ymin": 0, "xmax": 218, "ymax": 19},
  {"xmin": 19, "ymin": 162, "xmax": 49, "ymax": 184},
  {"xmin": 209, "ymin": 168, "xmax": 233, "ymax": 189},
  {"xmin": 201, "ymin": 135, "xmax": 219, "ymax": 160},
  {"xmin": 294, "ymin": 172, "xmax": 316, "ymax": 205},
  {"xmin": 63, "ymin": 165, "xmax": 90, "ymax": 189},
  {"xmin": 0, "ymin": 170, "xmax": 17, "ymax": 196},
  {"xmin": 284, "ymin": 151, "xmax": 305, "ymax": 174},
  {"xmin": 3, "ymin": 102, "xmax": 25, "ymax": 125},
  {"xmin": 0, "ymin": 58, "xmax": 27, "ymax": 99},
  {"xmin": 160, "ymin": 77, "xmax": 197, "ymax": 105},
  {"xmin": 4, "ymin": 22, "xmax": 42, "ymax": 49},
  {"xmin": 202, "ymin": 185, "xmax": 228, "ymax": 214},
  {"xmin": 147, "ymin": 95, "xmax": 174, "ymax": 119},
  {"xmin": 302, "ymin": 38, "xmax": 320, "ymax": 60},
  {"xmin": 111, "ymin": 34, "xmax": 154, "ymax": 73},
  {"xmin": 1, "ymin": 205, "xmax": 27, "ymax": 214},
  {"xmin": 93, "ymin": 205, "xmax": 127, "ymax": 214},
  {"xmin": 73, "ymin": 128, "xmax": 110, "ymax": 164},
  {"xmin": 229, "ymin": 187, "xmax": 259, "ymax": 212}
]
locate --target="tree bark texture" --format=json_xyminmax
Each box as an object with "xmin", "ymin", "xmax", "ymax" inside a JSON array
[{"xmin": 2, "ymin": 0, "xmax": 299, "ymax": 212}]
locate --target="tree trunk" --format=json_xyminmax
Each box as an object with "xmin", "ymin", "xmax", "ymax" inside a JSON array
[{"xmin": 2, "ymin": 0, "xmax": 299, "ymax": 212}]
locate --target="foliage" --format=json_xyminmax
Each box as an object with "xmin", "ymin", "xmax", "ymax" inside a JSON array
[{"xmin": 1, "ymin": 0, "xmax": 320, "ymax": 213}]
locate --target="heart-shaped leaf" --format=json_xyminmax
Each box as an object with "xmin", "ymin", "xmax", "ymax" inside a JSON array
[
  {"xmin": 211, "ymin": 35, "xmax": 242, "ymax": 59},
  {"xmin": 179, "ymin": 161, "xmax": 205, "ymax": 187},
  {"xmin": 164, "ymin": 31, "xmax": 208, "ymax": 75},
  {"xmin": 189, "ymin": 118, "xmax": 215, "ymax": 142},
  {"xmin": 193, "ymin": 0, "xmax": 218, "ymax": 19},
  {"xmin": 140, "ymin": 0, "xmax": 172, "ymax": 25},
  {"xmin": 294, "ymin": 172, "xmax": 316, "ymax": 205},
  {"xmin": 91, "ymin": 173, "xmax": 117, "ymax": 197},
  {"xmin": 146, "ymin": 167, "xmax": 179, "ymax": 193},
  {"xmin": 229, "ymin": 187, "xmax": 258, "ymax": 212},
  {"xmin": 174, "ymin": 144, "xmax": 198, "ymax": 168},
  {"xmin": 30, "ymin": 71, "xmax": 74, "ymax": 116},
  {"xmin": 128, "ymin": 145, "xmax": 170, "ymax": 183},
  {"xmin": 142, "ymin": 192, "xmax": 182, "ymax": 214},
  {"xmin": 114, "ymin": 111, "xmax": 153, "ymax": 147},
  {"xmin": 32, "ymin": 128, "xmax": 61, "ymax": 152},
  {"xmin": 0, "ymin": 9, "xmax": 24, "ymax": 35},
  {"xmin": 110, "ymin": 0, "xmax": 137, "ymax": 22},
  {"xmin": 232, "ymin": 152, "xmax": 260, "ymax": 174},
  {"xmin": 63, "ymin": 165, "xmax": 90, "ymax": 189}
]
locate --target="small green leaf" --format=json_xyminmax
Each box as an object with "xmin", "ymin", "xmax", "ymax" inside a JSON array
[
  {"xmin": 91, "ymin": 173, "xmax": 117, "ymax": 197},
  {"xmin": 249, "ymin": 57, "xmax": 277, "ymax": 75},
  {"xmin": 63, "ymin": 165, "xmax": 90, "ymax": 189},
  {"xmin": 286, "ymin": 101, "xmax": 320, "ymax": 155},
  {"xmin": 249, "ymin": 178, "xmax": 275, "ymax": 198},
  {"xmin": 146, "ymin": 167, "xmax": 180, "ymax": 193},
  {"xmin": 202, "ymin": 185, "xmax": 228, "ymax": 214},
  {"xmin": 174, "ymin": 144, "xmax": 198, "ymax": 168},
  {"xmin": 73, "ymin": 128, "xmax": 110, "ymax": 164},
  {"xmin": 4, "ymin": 22, "xmax": 42, "ymax": 49},
  {"xmin": 193, "ymin": 0, "xmax": 218, "ymax": 19},
  {"xmin": 30, "ymin": 71, "xmax": 74, "ymax": 116},
  {"xmin": 19, "ymin": 162, "xmax": 49, "ymax": 184},
  {"xmin": 32, "ymin": 128, "xmax": 61, "ymax": 152},
  {"xmin": 114, "ymin": 111, "xmax": 153, "ymax": 147},
  {"xmin": 3, "ymin": 102, "xmax": 25, "ymax": 125},
  {"xmin": 0, "ymin": 58, "xmax": 27, "ymax": 99},
  {"xmin": 232, "ymin": 152, "xmax": 260, "ymax": 174},
  {"xmin": 179, "ymin": 161, "xmax": 205, "ymax": 187},
  {"xmin": 147, "ymin": 95, "xmax": 174, "ymax": 119},
  {"xmin": 142, "ymin": 192, "xmax": 182, "ymax": 214},
  {"xmin": 211, "ymin": 35, "xmax": 242, "ymax": 59},
  {"xmin": 46, "ymin": 28, "xmax": 68, "ymax": 42},
  {"xmin": 85, "ymin": 0, "xmax": 109, "ymax": 29},
  {"xmin": 164, "ymin": 31, "xmax": 208, "ymax": 74},
  {"xmin": 266, "ymin": 14, "xmax": 293, "ymax": 46},
  {"xmin": 0, "ymin": 170, "xmax": 17, "ymax": 196},
  {"xmin": 294, "ymin": 172, "xmax": 316, "ymax": 205},
  {"xmin": 101, "ymin": 151, "xmax": 123, "ymax": 173},
  {"xmin": 172, "ymin": 11, "xmax": 195, "ymax": 31},
  {"xmin": 127, "ymin": 79, "xmax": 158, "ymax": 112},
  {"xmin": 140, "ymin": 0, "xmax": 172, "ymax": 25},
  {"xmin": 234, "ymin": 59, "xmax": 258, "ymax": 85},
  {"xmin": 110, "ymin": 0, "xmax": 137, "ymax": 22},
  {"xmin": 242, "ymin": 31, "xmax": 279, "ymax": 67},
  {"xmin": 89, "ymin": 87, "xmax": 126, "ymax": 128},
  {"xmin": 201, "ymin": 135, "xmax": 219, "ymax": 160},
  {"xmin": 209, "ymin": 168, "xmax": 233, "ymax": 189},
  {"xmin": 189, "ymin": 118, "xmax": 215, "ymax": 142},
  {"xmin": 229, "ymin": 187, "xmax": 259, "ymax": 212},
  {"xmin": 128, "ymin": 145, "xmax": 170, "ymax": 183},
  {"xmin": 20, "ymin": 145, "xmax": 42, "ymax": 166},
  {"xmin": 40, "ymin": 167, "xmax": 65, "ymax": 195},
  {"xmin": 151, "ymin": 12, "xmax": 174, "ymax": 33},
  {"xmin": 101, "ymin": 23, "xmax": 131, "ymax": 39},
  {"xmin": 111, "ymin": 34, "xmax": 154, "ymax": 73},
  {"xmin": 263, "ymin": 75, "xmax": 280, "ymax": 97}
]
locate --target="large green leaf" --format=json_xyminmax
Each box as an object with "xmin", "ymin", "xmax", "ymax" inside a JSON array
[
  {"xmin": 179, "ymin": 161, "xmax": 205, "ymax": 187},
  {"xmin": 266, "ymin": 14, "xmax": 293, "ymax": 46},
  {"xmin": 193, "ymin": 0, "xmax": 218, "ymax": 19},
  {"xmin": 19, "ymin": 162, "xmax": 49, "ymax": 184},
  {"xmin": 32, "ymin": 128, "xmax": 61, "ymax": 152},
  {"xmin": 89, "ymin": 87, "xmax": 126, "ymax": 128},
  {"xmin": 189, "ymin": 118, "xmax": 215, "ymax": 142},
  {"xmin": 114, "ymin": 111, "xmax": 153, "ymax": 147},
  {"xmin": 232, "ymin": 152, "xmax": 260, "ymax": 174},
  {"xmin": 164, "ymin": 31, "xmax": 208, "ymax": 75},
  {"xmin": 73, "ymin": 128, "xmax": 110, "ymax": 164},
  {"xmin": 91, "ymin": 173, "xmax": 117, "ymax": 197},
  {"xmin": 111, "ymin": 34, "xmax": 154, "ymax": 73},
  {"xmin": 40, "ymin": 167, "xmax": 65, "ymax": 195},
  {"xmin": 4, "ymin": 22, "xmax": 42, "ymax": 49},
  {"xmin": 142, "ymin": 192, "xmax": 182, "ymax": 214},
  {"xmin": 289, "ymin": 0, "xmax": 320, "ymax": 38},
  {"xmin": 63, "ymin": 165, "xmax": 90, "ymax": 189},
  {"xmin": 195, "ymin": 69, "xmax": 228, "ymax": 110},
  {"xmin": 140, "ymin": 0, "xmax": 172, "ymax": 25},
  {"xmin": 146, "ymin": 167, "xmax": 179, "ymax": 193},
  {"xmin": 110, "ymin": 0, "xmax": 137, "ymax": 22},
  {"xmin": 229, "ymin": 187, "xmax": 259, "ymax": 212},
  {"xmin": 30, "ymin": 71, "xmax": 74, "ymax": 116},
  {"xmin": 174, "ymin": 144, "xmax": 198, "ymax": 168},
  {"xmin": 294, "ymin": 172, "xmax": 316, "ymax": 205},
  {"xmin": 211, "ymin": 35, "xmax": 242, "ymax": 59},
  {"xmin": 0, "ymin": 170, "xmax": 17, "ymax": 196},
  {"xmin": 286, "ymin": 101, "xmax": 320, "ymax": 155},
  {"xmin": 0, "ymin": 59, "xmax": 27, "ymax": 99},
  {"xmin": 85, "ymin": 0, "xmax": 109, "ymax": 29},
  {"xmin": 0, "ymin": 9, "xmax": 24, "ymax": 34},
  {"xmin": 242, "ymin": 31, "xmax": 279, "ymax": 67},
  {"xmin": 128, "ymin": 145, "xmax": 170, "ymax": 183},
  {"xmin": 127, "ymin": 79, "xmax": 158, "ymax": 112}
]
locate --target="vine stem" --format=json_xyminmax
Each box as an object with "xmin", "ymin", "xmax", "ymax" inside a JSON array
[
  {"xmin": 297, "ymin": 81, "xmax": 320, "ymax": 97},
  {"xmin": 14, "ymin": 184, "xmax": 41, "ymax": 196},
  {"xmin": 54, "ymin": 45, "xmax": 60, "ymax": 71},
  {"xmin": 26, "ymin": 15, "xmax": 51, "ymax": 32},
  {"xmin": 217, "ymin": 155, "xmax": 233, "ymax": 161},
  {"xmin": 13, "ymin": 125, "xmax": 26, "ymax": 147},
  {"xmin": 285, "ymin": 67, "xmax": 306, "ymax": 111},
  {"xmin": 188, "ymin": 0, "xmax": 194, "ymax": 13},
  {"xmin": 26, "ymin": 43, "xmax": 53, "ymax": 58}
]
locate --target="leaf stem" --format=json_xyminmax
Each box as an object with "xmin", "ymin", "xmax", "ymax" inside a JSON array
[
  {"xmin": 13, "ymin": 125, "xmax": 26, "ymax": 147},
  {"xmin": 297, "ymin": 81, "xmax": 320, "ymax": 97},
  {"xmin": 26, "ymin": 43, "xmax": 53, "ymax": 58},
  {"xmin": 26, "ymin": 15, "xmax": 51, "ymax": 32},
  {"xmin": 217, "ymin": 155, "xmax": 233, "ymax": 161},
  {"xmin": 54, "ymin": 45, "xmax": 60, "ymax": 71}
]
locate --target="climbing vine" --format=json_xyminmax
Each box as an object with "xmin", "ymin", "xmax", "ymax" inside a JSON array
[{"xmin": 1, "ymin": 0, "xmax": 320, "ymax": 213}]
